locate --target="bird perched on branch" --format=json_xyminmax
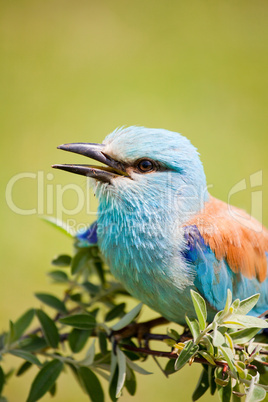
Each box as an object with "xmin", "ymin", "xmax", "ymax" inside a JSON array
[{"xmin": 53, "ymin": 127, "xmax": 268, "ymax": 324}]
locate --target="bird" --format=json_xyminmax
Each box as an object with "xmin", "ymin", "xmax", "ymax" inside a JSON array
[{"xmin": 52, "ymin": 126, "xmax": 268, "ymax": 325}]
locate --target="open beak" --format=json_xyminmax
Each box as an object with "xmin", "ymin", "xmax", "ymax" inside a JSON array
[{"xmin": 52, "ymin": 143, "xmax": 128, "ymax": 183}]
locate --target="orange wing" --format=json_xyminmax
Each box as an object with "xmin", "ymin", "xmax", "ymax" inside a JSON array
[{"xmin": 186, "ymin": 196, "xmax": 268, "ymax": 282}]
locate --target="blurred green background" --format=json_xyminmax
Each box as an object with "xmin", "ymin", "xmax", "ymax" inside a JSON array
[{"xmin": 1, "ymin": 0, "xmax": 268, "ymax": 400}]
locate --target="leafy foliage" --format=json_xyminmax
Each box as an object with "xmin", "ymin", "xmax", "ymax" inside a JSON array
[{"xmin": 0, "ymin": 226, "xmax": 268, "ymax": 401}]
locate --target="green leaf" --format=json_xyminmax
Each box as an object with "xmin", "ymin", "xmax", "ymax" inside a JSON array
[
  {"xmin": 26, "ymin": 359, "xmax": 63, "ymax": 402},
  {"xmin": 35, "ymin": 309, "xmax": 59, "ymax": 348},
  {"xmin": 190, "ymin": 290, "xmax": 207, "ymax": 331},
  {"xmin": 69, "ymin": 329, "xmax": 92, "ymax": 353},
  {"xmin": 94, "ymin": 261, "xmax": 106, "ymax": 285},
  {"xmin": 35, "ymin": 293, "xmax": 67, "ymax": 313},
  {"xmin": 78, "ymin": 340, "xmax": 96, "ymax": 366},
  {"xmin": 112, "ymin": 303, "xmax": 142, "ymax": 331},
  {"xmin": 98, "ymin": 331, "xmax": 108, "ymax": 355},
  {"xmin": 47, "ymin": 270, "xmax": 69, "ymax": 283},
  {"xmin": 246, "ymin": 384, "xmax": 266, "ymax": 402},
  {"xmin": 214, "ymin": 310, "xmax": 224, "ymax": 324},
  {"xmin": 164, "ymin": 338, "xmax": 176, "ymax": 347},
  {"xmin": 116, "ymin": 347, "xmax": 126, "ymax": 398},
  {"xmin": 123, "ymin": 349, "xmax": 140, "ymax": 362},
  {"xmin": 236, "ymin": 294, "xmax": 260, "ymax": 315},
  {"xmin": 174, "ymin": 341, "xmax": 199, "ymax": 371},
  {"xmin": 208, "ymin": 366, "xmax": 216, "ymax": 395},
  {"xmin": 229, "ymin": 327, "xmax": 261, "ymax": 344},
  {"xmin": 19, "ymin": 335, "xmax": 47, "ymax": 352},
  {"xmin": 51, "ymin": 254, "xmax": 71, "ymax": 267},
  {"xmin": 224, "ymin": 332, "xmax": 234, "ymax": 350},
  {"xmin": 213, "ymin": 327, "xmax": 226, "ymax": 347},
  {"xmin": 109, "ymin": 365, "xmax": 119, "ymax": 402},
  {"xmin": 215, "ymin": 377, "xmax": 230, "ymax": 387},
  {"xmin": 198, "ymin": 351, "xmax": 216, "ymax": 366},
  {"xmin": 8, "ymin": 320, "xmax": 15, "ymax": 344},
  {"xmin": 126, "ymin": 358, "xmax": 152, "ymax": 375},
  {"xmin": 82, "ymin": 281, "xmax": 100, "ymax": 296},
  {"xmin": 109, "ymin": 350, "xmax": 118, "ymax": 385},
  {"xmin": 248, "ymin": 338, "xmax": 261, "ymax": 355},
  {"xmin": 232, "ymin": 386, "xmax": 243, "ymax": 402},
  {"xmin": 254, "ymin": 361, "xmax": 268, "ymax": 386},
  {"xmin": 232, "ymin": 299, "xmax": 240, "ymax": 310},
  {"xmin": 71, "ymin": 249, "xmax": 90, "ymax": 275},
  {"xmin": 217, "ymin": 375, "xmax": 232, "ymax": 402},
  {"xmin": 125, "ymin": 367, "xmax": 136, "ymax": 396},
  {"xmin": 223, "ymin": 314, "xmax": 268, "ymax": 329},
  {"xmin": 164, "ymin": 359, "xmax": 177, "ymax": 376},
  {"xmin": 218, "ymin": 346, "xmax": 236, "ymax": 374},
  {"xmin": 16, "ymin": 361, "xmax": 32, "ymax": 377},
  {"xmin": 105, "ymin": 303, "xmax": 126, "ymax": 322},
  {"xmin": 185, "ymin": 316, "xmax": 200, "ymax": 341},
  {"xmin": 166, "ymin": 328, "xmax": 180, "ymax": 341},
  {"xmin": 0, "ymin": 334, "xmax": 5, "ymax": 350},
  {"xmin": 9, "ymin": 350, "xmax": 41, "ymax": 367},
  {"xmin": 93, "ymin": 352, "xmax": 111, "ymax": 366},
  {"xmin": 223, "ymin": 289, "xmax": 232, "ymax": 315},
  {"xmin": 69, "ymin": 293, "xmax": 82, "ymax": 302},
  {"xmin": 67, "ymin": 363, "xmax": 85, "ymax": 391},
  {"xmin": 192, "ymin": 368, "xmax": 209, "ymax": 401},
  {"xmin": 49, "ymin": 382, "xmax": 57, "ymax": 396},
  {"xmin": 90, "ymin": 306, "xmax": 100, "ymax": 319},
  {"xmin": 13, "ymin": 309, "xmax": 35, "ymax": 340},
  {"xmin": 41, "ymin": 216, "xmax": 74, "ymax": 237},
  {"xmin": 0, "ymin": 366, "xmax": 4, "ymax": 395},
  {"xmin": 234, "ymin": 361, "xmax": 247, "ymax": 378},
  {"xmin": 78, "ymin": 367, "xmax": 104, "ymax": 402},
  {"xmin": 202, "ymin": 335, "xmax": 214, "ymax": 355},
  {"xmin": 59, "ymin": 314, "xmax": 96, "ymax": 330}
]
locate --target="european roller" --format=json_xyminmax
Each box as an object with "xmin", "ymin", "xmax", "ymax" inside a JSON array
[{"xmin": 53, "ymin": 127, "xmax": 268, "ymax": 325}]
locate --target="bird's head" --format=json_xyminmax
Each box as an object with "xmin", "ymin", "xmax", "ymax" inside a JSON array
[{"xmin": 53, "ymin": 127, "xmax": 208, "ymax": 224}]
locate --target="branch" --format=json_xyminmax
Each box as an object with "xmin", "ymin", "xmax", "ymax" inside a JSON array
[{"xmin": 120, "ymin": 343, "xmax": 258, "ymax": 371}]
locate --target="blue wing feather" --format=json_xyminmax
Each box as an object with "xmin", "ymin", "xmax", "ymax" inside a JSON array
[
  {"xmin": 76, "ymin": 221, "xmax": 98, "ymax": 247},
  {"xmin": 183, "ymin": 225, "xmax": 268, "ymax": 316}
]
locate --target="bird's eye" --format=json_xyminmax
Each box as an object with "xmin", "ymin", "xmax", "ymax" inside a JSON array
[{"xmin": 137, "ymin": 159, "xmax": 155, "ymax": 173}]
